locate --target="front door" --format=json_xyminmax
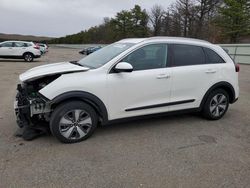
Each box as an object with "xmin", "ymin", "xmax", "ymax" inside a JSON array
[
  {"xmin": 0, "ymin": 42, "xmax": 14, "ymax": 56},
  {"xmin": 107, "ymin": 43, "xmax": 172, "ymax": 120}
]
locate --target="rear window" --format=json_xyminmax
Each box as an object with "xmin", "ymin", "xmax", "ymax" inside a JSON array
[
  {"xmin": 203, "ymin": 48, "xmax": 225, "ymax": 64},
  {"xmin": 172, "ymin": 44, "xmax": 206, "ymax": 66}
]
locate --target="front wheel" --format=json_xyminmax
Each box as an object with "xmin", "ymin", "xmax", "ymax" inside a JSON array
[
  {"xmin": 50, "ymin": 101, "xmax": 98, "ymax": 143},
  {"xmin": 23, "ymin": 53, "xmax": 34, "ymax": 62},
  {"xmin": 202, "ymin": 89, "xmax": 229, "ymax": 120}
]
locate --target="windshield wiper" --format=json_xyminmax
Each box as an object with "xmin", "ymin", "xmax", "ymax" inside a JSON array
[
  {"xmin": 70, "ymin": 61, "xmax": 95, "ymax": 69},
  {"xmin": 69, "ymin": 61, "xmax": 87, "ymax": 67}
]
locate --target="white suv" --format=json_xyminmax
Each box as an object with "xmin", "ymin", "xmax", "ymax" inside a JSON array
[
  {"xmin": 0, "ymin": 41, "xmax": 41, "ymax": 62},
  {"xmin": 14, "ymin": 37, "xmax": 239, "ymax": 143}
]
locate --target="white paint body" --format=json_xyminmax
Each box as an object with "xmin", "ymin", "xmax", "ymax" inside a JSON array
[
  {"xmin": 0, "ymin": 41, "xmax": 41, "ymax": 57},
  {"xmin": 19, "ymin": 37, "xmax": 239, "ymax": 121}
]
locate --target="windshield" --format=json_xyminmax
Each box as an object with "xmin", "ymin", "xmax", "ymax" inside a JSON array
[{"xmin": 78, "ymin": 42, "xmax": 134, "ymax": 68}]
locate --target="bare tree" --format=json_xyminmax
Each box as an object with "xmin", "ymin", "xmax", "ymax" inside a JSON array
[
  {"xmin": 195, "ymin": 0, "xmax": 221, "ymax": 38},
  {"xmin": 176, "ymin": 0, "xmax": 194, "ymax": 37},
  {"xmin": 166, "ymin": 0, "xmax": 195, "ymax": 37},
  {"xmin": 162, "ymin": 11, "xmax": 171, "ymax": 36},
  {"xmin": 149, "ymin": 5, "xmax": 165, "ymax": 36}
]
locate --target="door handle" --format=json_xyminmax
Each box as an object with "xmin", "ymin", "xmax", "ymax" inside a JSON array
[
  {"xmin": 205, "ymin": 69, "xmax": 217, "ymax": 74},
  {"xmin": 8, "ymin": 47, "xmax": 12, "ymax": 49},
  {"xmin": 156, "ymin": 74, "xmax": 170, "ymax": 79}
]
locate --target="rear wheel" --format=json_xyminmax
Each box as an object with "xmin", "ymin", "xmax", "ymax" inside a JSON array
[
  {"xmin": 50, "ymin": 101, "xmax": 98, "ymax": 143},
  {"xmin": 23, "ymin": 53, "xmax": 34, "ymax": 62},
  {"xmin": 202, "ymin": 89, "xmax": 229, "ymax": 120}
]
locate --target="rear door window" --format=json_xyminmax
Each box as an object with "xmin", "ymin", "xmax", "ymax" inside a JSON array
[
  {"xmin": 172, "ymin": 44, "xmax": 206, "ymax": 67},
  {"xmin": 14, "ymin": 42, "xmax": 26, "ymax": 47}
]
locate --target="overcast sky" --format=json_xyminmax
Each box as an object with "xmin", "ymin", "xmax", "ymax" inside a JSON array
[{"xmin": 0, "ymin": 0, "xmax": 175, "ymax": 37}]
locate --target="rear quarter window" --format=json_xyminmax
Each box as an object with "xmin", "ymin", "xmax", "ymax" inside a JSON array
[{"xmin": 203, "ymin": 48, "xmax": 225, "ymax": 64}]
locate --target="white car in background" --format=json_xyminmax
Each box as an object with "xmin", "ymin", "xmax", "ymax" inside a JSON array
[
  {"xmin": 0, "ymin": 41, "xmax": 41, "ymax": 62},
  {"xmin": 38, "ymin": 43, "xmax": 48, "ymax": 54},
  {"xmin": 15, "ymin": 37, "xmax": 239, "ymax": 143}
]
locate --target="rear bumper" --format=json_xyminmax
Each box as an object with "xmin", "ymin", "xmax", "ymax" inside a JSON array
[
  {"xmin": 33, "ymin": 49, "xmax": 42, "ymax": 57},
  {"xmin": 34, "ymin": 55, "xmax": 41, "ymax": 58}
]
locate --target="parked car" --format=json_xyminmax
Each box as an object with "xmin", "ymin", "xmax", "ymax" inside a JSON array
[
  {"xmin": 15, "ymin": 37, "xmax": 239, "ymax": 143},
  {"xmin": 79, "ymin": 46, "xmax": 102, "ymax": 55},
  {"xmin": 0, "ymin": 41, "xmax": 41, "ymax": 62},
  {"xmin": 79, "ymin": 47, "xmax": 93, "ymax": 55},
  {"xmin": 37, "ymin": 43, "xmax": 48, "ymax": 54},
  {"xmin": 86, "ymin": 46, "xmax": 102, "ymax": 55}
]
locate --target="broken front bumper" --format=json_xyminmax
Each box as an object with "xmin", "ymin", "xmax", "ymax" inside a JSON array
[
  {"xmin": 14, "ymin": 101, "xmax": 31, "ymax": 128},
  {"xmin": 14, "ymin": 84, "xmax": 32, "ymax": 128},
  {"xmin": 14, "ymin": 84, "xmax": 51, "ymax": 128}
]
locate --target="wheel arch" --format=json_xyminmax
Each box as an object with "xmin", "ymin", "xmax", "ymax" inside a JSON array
[
  {"xmin": 50, "ymin": 91, "xmax": 108, "ymax": 124},
  {"xmin": 22, "ymin": 51, "xmax": 35, "ymax": 57},
  {"xmin": 200, "ymin": 81, "xmax": 236, "ymax": 109}
]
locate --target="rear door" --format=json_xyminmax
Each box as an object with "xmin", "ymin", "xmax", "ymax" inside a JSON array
[
  {"xmin": 13, "ymin": 42, "xmax": 27, "ymax": 56},
  {"xmin": 0, "ymin": 42, "xmax": 14, "ymax": 56},
  {"xmin": 169, "ymin": 44, "xmax": 220, "ymax": 111}
]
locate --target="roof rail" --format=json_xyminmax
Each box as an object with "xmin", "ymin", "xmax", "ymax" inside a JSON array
[{"xmin": 146, "ymin": 36, "xmax": 211, "ymax": 44}]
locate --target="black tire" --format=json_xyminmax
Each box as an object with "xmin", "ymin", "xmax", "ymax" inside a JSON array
[
  {"xmin": 50, "ymin": 101, "xmax": 98, "ymax": 143},
  {"xmin": 23, "ymin": 53, "xmax": 34, "ymax": 62},
  {"xmin": 202, "ymin": 89, "xmax": 229, "ymax": 120}
]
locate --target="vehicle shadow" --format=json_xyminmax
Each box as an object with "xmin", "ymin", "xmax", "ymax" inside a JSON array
[
  {"xmin": 95, "ymin": 113, "xmax": 201, "ymax": 136},
  {"xmin": 37, "ymin": 112, "xmax": 202, "ymax": 144},
  {"xmin": 0, "ymin": 59, "xmax": 42, "ymax": 63}
]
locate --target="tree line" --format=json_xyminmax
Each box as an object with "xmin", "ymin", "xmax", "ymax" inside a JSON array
[{"xmin": 50, "ymin": 0, "xmax": 250, "ymax": 44}]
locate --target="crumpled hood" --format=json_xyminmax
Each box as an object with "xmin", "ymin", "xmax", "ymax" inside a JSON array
[{"xmin": 19, "ymin": 62, "xmax": 89, "ymax": 82}]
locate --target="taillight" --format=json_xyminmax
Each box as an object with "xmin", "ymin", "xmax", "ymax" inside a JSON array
[
  {"xmin": 33, "ymin": 44, "xmax": 40, "ymax": 50},
  {"xmin": 235, "ymin": 63, "xmax": 240, "ymax": 72}
]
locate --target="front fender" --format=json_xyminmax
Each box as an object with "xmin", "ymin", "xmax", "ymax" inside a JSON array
[{"xmin": 50, "ymin": 91, "xmax": 108, "ymax": 124}]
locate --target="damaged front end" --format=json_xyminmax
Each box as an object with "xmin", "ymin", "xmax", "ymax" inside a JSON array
[{"xmin": 14, "ymin": 75, "xmax": 59, "ymax": 140}]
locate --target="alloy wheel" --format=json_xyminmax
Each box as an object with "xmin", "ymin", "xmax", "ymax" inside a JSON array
[
  {"xmin": 209, "ymin": 93, "xmax": 228, "ymax": 117},
  {"xmin": 25, "ymin": 54, "xmax": 33, "ymax": 62},
  {"xmin": 59, "ymin": 109, "xmax": 92, "ymax": 140}
]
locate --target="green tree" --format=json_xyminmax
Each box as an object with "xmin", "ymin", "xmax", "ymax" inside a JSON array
[
  {"xmin": 111, "ymin": 10, "xmax": 133, "ymax": 39},
  {"xmin": 131, "ymin": 5, "xmax": 149, "ymax": 37},
  {"xmin": 217, "ymin": 0, "xmax": 250, "ymax": 43},
  {"xmin": 111, "ymin": 5, "xmax": 149, "ymax": 39}
]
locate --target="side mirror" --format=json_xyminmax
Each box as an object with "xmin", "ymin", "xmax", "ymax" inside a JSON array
[{"xmin": 114, "ymin": 62, "xmax": 133, "ymax": 73}]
